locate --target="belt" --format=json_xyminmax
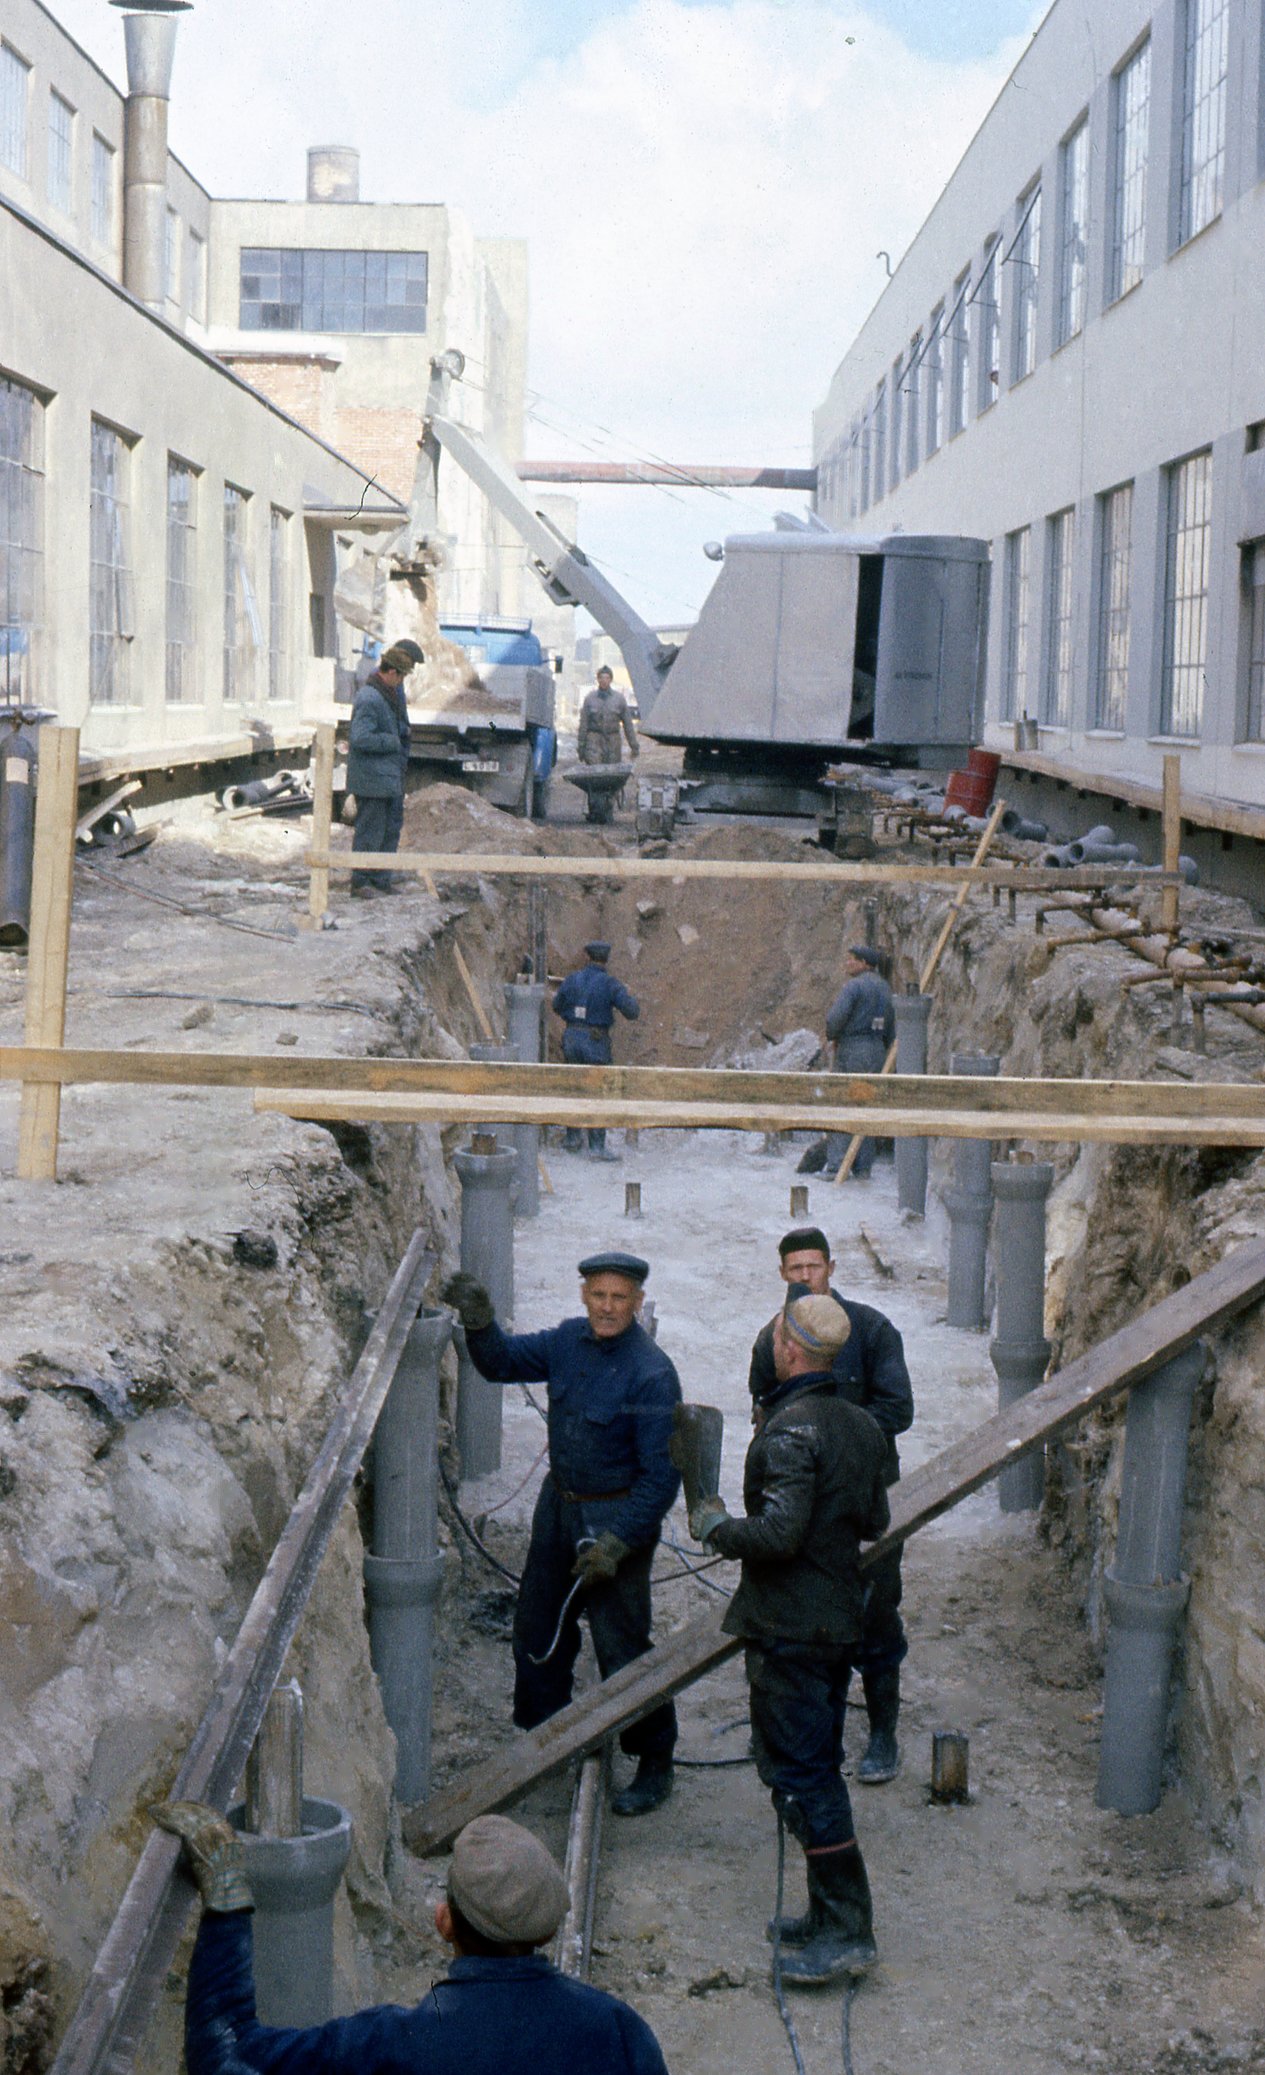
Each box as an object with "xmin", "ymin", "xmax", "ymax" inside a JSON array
[{"xmin": 556, "ymin": 1484, "xmax": 631, "ymax": 1504}]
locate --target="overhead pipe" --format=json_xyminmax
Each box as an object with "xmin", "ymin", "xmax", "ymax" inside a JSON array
[{"xmin": 118, "ymin": 4, "xmax": 188, "ymax": 311}]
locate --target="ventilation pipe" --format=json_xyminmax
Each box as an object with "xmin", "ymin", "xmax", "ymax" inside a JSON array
[
  {"xmin": 112, "ymin": 0, "xmax": 190, "ymax": 311},
  {"xmin": 307, "ymin": 147, "xmax": 361, "ymax": 202}
]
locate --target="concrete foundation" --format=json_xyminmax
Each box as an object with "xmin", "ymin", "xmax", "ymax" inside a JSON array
[
  {"xmin": 990, "ymin": 1158, "xmax": 1053, "ymax": 1513},
  {"xmin": 453, "ymin": 1139, "xmax": 516, "ymax": 1478},
  {"xmin": 893, "ymin": 992, "xmax": 932, "ymax": 1217},
  {"xmin": 230, "ymin": 1797, "xmax": 352, "ymax": 2027},
  {"xmin": 943, "ymin": 1053, "xmax": 1000, "ymax": 1330}
]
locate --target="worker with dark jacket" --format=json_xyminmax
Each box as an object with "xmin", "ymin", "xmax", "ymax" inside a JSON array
[
  {"xmin": 157, "ymin": 1803, "xmax": 670, "ymax": 2075},
  {"xmin": 693, "ymin": 1292, "xmax": 890, "ymax": 1987},
  {"xmin": 553, "ymin": 940, "xmax": 639, "ymax": 1160},
  {"xmin": 346, "ymin": 643, "xmax": 419, "ymax": 897},
  {"xmin": 442, "ymin": 1252, "xmax": 681, "ymax": 1819},
  {"xmin": 748, "ymin": 1227, "xmax": 913, "ymax": 1785},
  {"xmin": 821, "ymin": 945, "xmax": 895, "ymax": 1177}
]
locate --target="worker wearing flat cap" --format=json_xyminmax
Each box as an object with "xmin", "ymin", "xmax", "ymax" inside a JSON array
[
  {"xmin": 552, "ymin": 940, "xmax": 640, "ymax": 1161},
  {"xmin": 441, "ymin": 1251, "xmax": 681, "ymax": 1817},
  {"xmin": 157, "ymin": 1804, "xmax": 669, "ymax": 2075},
  {"xmin": 346, "ymin": 642, "xmax": 421, "ymax": 899},
  {"xmin": 808, "ymin": 944, "xmax": 895, "ymax": 1178},
  {"xmin": 692, "ymin": 1291, "xmax": 890, "ymax": 1988}
]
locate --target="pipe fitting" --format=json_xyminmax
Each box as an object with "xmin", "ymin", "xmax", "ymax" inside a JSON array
[
  {"xmin": 1096, "ymin": 1575, "xmax": 1191, "ymax": 1817},
  {"xmin": 944, "ymin": 1053, "xmax": 999, "ymax": 1330},
  {"xmin": 893, "ymin": 993, "xmax": 932, "ymax": 1218},
  {"xmin": 229, "ymin": 1798, "xmax": 352, "ymax": 2027}
]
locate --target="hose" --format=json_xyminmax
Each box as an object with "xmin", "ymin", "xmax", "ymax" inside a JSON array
[{"xmin": 772, "ymin": 1811, "xmax": 809, "ymax": 2075}]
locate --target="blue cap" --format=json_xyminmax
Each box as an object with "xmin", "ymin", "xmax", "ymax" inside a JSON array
[
  {"xmin": 585, "ymin": 941, "xmax": 612, "ymax": 960},
  {"xmin": 578, "ymin": 1251, "xmax": 649, "ymax": 1283}
]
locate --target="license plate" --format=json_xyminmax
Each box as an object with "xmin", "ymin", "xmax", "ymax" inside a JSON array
[{"xmin": 461, "ymin": 758, "xmax": 500, "ymax": 773}]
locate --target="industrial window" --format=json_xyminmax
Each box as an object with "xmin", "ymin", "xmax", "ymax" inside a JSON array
[
  {"xmin": 1108, "ymin": 41, "xmax": 1150, "ymax": 302},
  {"xmin": 889, "ymin": 357, "xmax": 903, "ymax": 493},
  {"xmin": 1094, "ymin": 483, "xmax": 1133, "ymax": 729},
  {"xmin": 1000, "ymin": 526, "xmax": 1031, "ymax": 723},
  {"xmin": 873, "ymin": 381, "xmax": 887, "ymax": 505},
  {"xmin": 269, "ymin": 507, "xmax": 290, "ymax": 701},
  {"xmin": 949, "ymin": 270, "xmax": 971, "ymax": 436},
  {"xmin": 223, "ymin": 485, "xmax": 261, "ymax": 703},
  {"xmin": 1161, "ymin": 450, "xmax": 1212, "ymax": 737},
  {"xmin": 904, "ymin": 332, "xmax": 921, "ymax": 476},
  {"xmin": 165, "ymin": 207, "xmax": 181, "ymax": 306},
  {"xmin": 165, "ymin": 459, "xmax": 198, "ymax": 704},
  {"xmin": 0, "ymin": 43, "xmax": 30, "ymax": 178},
  {"xmin": 976, "ymin": 240, "xmax": 1000, "ymax": 411},
  {"xmin": 187, "ymin": 228, "xmax": 207, "ymax": 324},
  {"xmin": 91, "ymin": 133, "xmax": 114, "ymax": 246},
  {"xmin": 239, "ymin": 247, "xmax": 429, "ymax": 333},
  {"xmin": 89, "ymin": 420, "xmax": 134, "ymax": 707},
  {"xmin": 1042, "ymin": 508, "xmax": 1076, "ymax": 726},
  {"xmin": 859, "ymin": 418, "xmax": 871, "ymax": 513},
  {"xmin": 1245, "ymin": 544, "xmax": 1265, "ymax": 742},
  {"xmin": 0, "ymin": 376, "xmax": 44, "ymax": 707},
  {"xmin": 1179, "ymin": 0, "xmax": 1229, "ymax": 244},
  {"xmin": 1010, "ymin": 187, "xmax": 1042, "ymax": 382},
  {"xmin": 925, "ymin": 304, "xmax": 945, "ymax": 455},
  {"xmin": 1056, "ymin": 119, "xmax": 1089, "ymax": 346},
  {"xmin": 47, "ymin": 91, "xmax": 74, "ymax": 214}
]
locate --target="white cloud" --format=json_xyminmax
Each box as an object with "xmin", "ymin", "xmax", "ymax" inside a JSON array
[{"xmin": 54, "ymin": 0, "xmax": 1035, "ymax": 620}]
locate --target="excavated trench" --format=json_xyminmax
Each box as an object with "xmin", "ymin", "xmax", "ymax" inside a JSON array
[{"xmin": 3, "ymin": 782, "xmax": 1265, "ymax": 2073}]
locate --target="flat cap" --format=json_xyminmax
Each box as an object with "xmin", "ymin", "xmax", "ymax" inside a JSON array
[
  {"xmin": 584, "ymin": 940, "xmax": 612, "ymax": 960},
  {"xmin": 379, "ymin": 644, "xmax": 418, "ymax": 674},
  {"xmin": 579, "ymin": 1250, "xmax": 650, "ymax": 1283},
  {"xmin": 848, "ymin": 945, "xmax": 881, "ymax": 968},
  {"xmin": 783, "ymin": 1292, "xmax": 851, "ymax": 1362},
  {"xmin": 393, "ymin": 638, "xmax": 425, "ymax": 665},
  {"xmin": 448, "ymin": 1816, "xmax": 570, "ymax": 1945}
]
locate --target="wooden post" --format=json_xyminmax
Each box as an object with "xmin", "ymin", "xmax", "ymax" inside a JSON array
[
  {"xmin": 305, "ymin": 724, "xmax": 336, "ymax": 929},
  {"xmin": 1162, "ymin": 753, "xmax": 1181, "ymax": 938},
  {"xmin": 17, "ymin": 726, "xmax": 80, "ymax": 1181}
]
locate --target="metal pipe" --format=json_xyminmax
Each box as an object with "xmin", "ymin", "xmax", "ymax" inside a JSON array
[
  {"xmin": 453, "ymin": 1139, "xmax": 516, "ymax": 1478},
  {"xmin": 943, "ymin": 1053, "xmax": 999, "ymax": 1330},
  {"xmin": 1096, "ymin": 1341, "xmax": 1205, "ymax": 1817},
  {"xmin": 553, "ymin": 1747, "xmax": 609, "ymax": 1978},
  {"xmin": 121, "ymin": 11, "xmax": 180, "ymax": 310},
  {"xmin": 990, "ymin": 1158, "xmax": 1053, "ymax": 1511},
  {"xmin": 364, "ymin": 1308, "xmax": 451, "ymax": 1802},
  {"xmin": 893, "ymin": 992, "xmax": 932, "ymax": 1217},
  {"xmin": 504, "ymin": 983, "xmax": 546, "ymax": 1219}
]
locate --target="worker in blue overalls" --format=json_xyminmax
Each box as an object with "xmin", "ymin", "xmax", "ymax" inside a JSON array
[{"xmin": 552, "ymin": 940, "xmax": 640, "ymax": 1161}]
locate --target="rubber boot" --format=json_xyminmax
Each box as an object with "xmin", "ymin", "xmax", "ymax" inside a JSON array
[
  {"xmin": 857, "ymin": 1667, "xmax": 901, "ymax": 1785},
  {"xmin": 610, "ymin": 1756, "xmax": 673, "ymax": 1818},
  {"xmin": 778, "ymin": 1842, "xmax": 876, "ymax": 1986},
  {"xmin": 765, "ymin": 1899, "xmax": 818, "ymax": 1948}
]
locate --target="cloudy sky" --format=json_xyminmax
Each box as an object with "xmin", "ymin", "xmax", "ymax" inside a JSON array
[{"xmin": 60, "ymin": 0, "xmax": 1046, "ymax": 624}]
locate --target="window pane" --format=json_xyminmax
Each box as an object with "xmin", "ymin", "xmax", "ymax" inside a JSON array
[
  {"xmin": 1245, "ymin": 544, "xmax": 1265, "ymax": 742},
  {"xmin": 1057, "ymin": 120, "xmax": 1088, "ymax": 346},
  {"xmin": 925, "ymin": 304, "xmax": 945, "ymax": 455},
  {"xmin": 1162, "ymin": 451, "xmax": 1212, "ymax": 736},
  {"xmin": 905, "ymin": 333, "xmax": 921, "ymax": 476},
  {"xmin": 0, "ymin": 375, "xmax": 44, "ymax": 706},
  {"xmin": 977, "ymin": 241, "xmax": 1000, "ymax": 410},
  {"xmin": 238, "ymin": 247, "xmax": 430, "ymax": 333},
  {"xmin": 0, "ymin": 44, "xmax": 30, "ymax": 180},
  {"xmin": 90, "ymin": 421, "xmax": 132, "ymax": 707},
  {"xmin": 1180, "ymin": 0, "xmax": 1229, "ymax": 244},
  {"xmin": 166, "ymin": 460, "xmax": 198, "ymax": 703},
  {"xmin": 1109, "ymin": 42, "xmax": 1150, "ymax": 301},
  {"xmin": 1095, "ymin": 484, "xmax": 1133, "ymax": 728},
  {"xmin": 91, "ymin": 133, "xmax": 114, "ymax": 246},
  {"xmin": 1011, "ymin": 187, "xmax": 1042, "ymax": 381},
  {"xmin": 48, "ymin": 91, "xmax": 74, "ymax": 213},
  {"xmin": 269, "ymin": 507, "xmax": 289, "ymax": 701},
  {"xmin": 949, "ymin": 270, "xmax": 971, "ymax": 436},
  {"xmin": 1001, "ymin": 527, "xmax": 1031, "ymax": 722},
  {"xmin": 1042, "ymin": 508, "xmax": 1076, "ymax": 725}
]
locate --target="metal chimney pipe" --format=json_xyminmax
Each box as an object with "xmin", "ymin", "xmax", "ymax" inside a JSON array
[{"xmin": 118, "ymin": 6, "xmax": 185, "ymax": 309}]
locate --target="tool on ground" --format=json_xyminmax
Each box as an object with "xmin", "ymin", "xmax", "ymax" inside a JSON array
[{"xmin": 670, "ymin": 1403, "xmax": 725, "ymax": 1517}]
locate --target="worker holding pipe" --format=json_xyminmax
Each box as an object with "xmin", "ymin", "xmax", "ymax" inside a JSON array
[
  {"xmin": 748, "ymin": 1227, "xmax": 913, "ymax": 1785},
  {"xmin": 441, "ymin": 1251, "xmax": 681, "ymax": 1818},
  {"xmin": 692, "ymin": 1291, "xmax": 890, "ymax": 1987},
  {"xmin": 156, "ymin": 1805, "xmax": 670, "ymax": 2074}
]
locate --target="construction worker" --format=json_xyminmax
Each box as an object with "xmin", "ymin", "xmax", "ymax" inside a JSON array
[
  {"xmin": 157, "ymin": 1804, "xmax": 670, "ymax": 2075},
  {"xmin": 442, "ymin": 1251, "xmax": 680, "ymax": 1818},
  {"xmin": 552, "ymin": 940, "xmax": 639, "ymax": 1161},
  {"xmin": 577, "ymin": 664, "xmax": 639, "ymax": 767},
  {"xmin": 346, "ymin": 643, "xmax": 420, "ymax": 898},
  {"xmin": 808, "ymin": 945, "xmax": 895, "ymax": 1177},
  {"xmin": 748, "ymin": 1227, "xmax": 913, "ymax": 1784},
  {"xmin": 692, "ymin": 1292, "xmax": 890, "ymax": 1986}
]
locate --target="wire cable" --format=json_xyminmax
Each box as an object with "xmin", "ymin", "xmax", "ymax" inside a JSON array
[{"xmin": 772, "ymin": 1810, "xmax": 809, "ymax": 2075}]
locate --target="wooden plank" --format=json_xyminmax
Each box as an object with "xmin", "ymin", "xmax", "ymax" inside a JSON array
[
  {"xmin": 1001, "ymin": 744, "xmax": 1265, "ymax": 847},
  {"xmin": 305, "ymin": 847, "xmax": 1177, "ymax": 892},
  {"xmin": 77, "ymin": 728, "xmax": 315, "ymax": 789},
  {"xmin": 254, "ymin": 1086, "xmax": 1265, "ymax": 1146},
  {"xmin": 305, "ymin": 724, "xmax": 336, "ymax": 929},
  {"xmin": 1162, "ymin": 753, "xmax": 1182, "ymax": 937},
  {"xmin": 403, "ymin": 1238, "xmax": 1265, "ymax": 1855},
  {"xmin": 17, "ymin": 727, "xmax": 80, "ymax": 1181}
]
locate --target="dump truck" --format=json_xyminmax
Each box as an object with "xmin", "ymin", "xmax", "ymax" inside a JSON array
[{"xmin": 402, "ymin": 617, "xmax": 556, "ymax": 818}]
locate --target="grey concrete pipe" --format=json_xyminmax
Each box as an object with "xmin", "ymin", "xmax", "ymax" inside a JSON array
[
  {"xmin": 365, "ymin": 1308, "xmax": 451, "ymax": 1803},
  {"xmin": 990, "ymin": 1159, "xmax": 1053, "ymax": 1511},
  {"xmin": 470, "ymin": 1038, "xmax": 537, "ymax": 1218},
  {"xmin": 0, "ymin": 724, "xmax": 35, "ymax": 948},
  {"xmin": 943, "ymin": 1053, "xmax": 999, "ymax": 1330},
  {"xmin": 1096, "ymin": 1340, "xmax": 1205, "ymax": 1817},
  {"xmin": 1000, "ymin": 808, "xmax": 1049, "ymax": 842},
  {"xmin": 893, "ymin": 992, "xmax": 932, "ymax": 1217},
  {"xmin": 122, "ymin": 11, "xmax": 181, "ymax": 311},
  {"xmin": 230, "ymin": 1798, "xmax": 352, "ymax": 2026},
  {"xmin": 504, "ymin": 981, "xmax": 547, "ymax": 1220},
  {"xmin": 1067, "ymin": 840, "xmax": 1142, "ymax": 865},
  {"xmin": 453, "ymin": 1139, "xmax": 516, "ymax": 1478}
]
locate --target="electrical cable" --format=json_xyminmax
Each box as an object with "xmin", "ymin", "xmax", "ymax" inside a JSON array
[
  {"xmin": 479, "ymin": 1438, "xmax": 550, "ymax": 1517},
  {"xmin": 438, "ymin": 1455, "xmax": 521, "ymax": 1585},
  {"xmin": 842, "ymin": 1977, "xmax": 861, "ymax": 2075},
  {"xmin": 771, "ymin": 1810, "xmax": 809, "ymax": 2075}
]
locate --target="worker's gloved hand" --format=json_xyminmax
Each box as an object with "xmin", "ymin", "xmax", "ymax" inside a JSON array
[
  {"xmin": 440, "ymin": 1272, "xmax": 495, "ymax": 1332},
  {"xmin": 151, "ymin": 1801, "xmax": 253, "ymax": 1915},
  {"xmin": 572, "ymin": 1532, "xmax": 630, "ymax": 1584},
  {"xmin": 689, "ymin": 1498, "xmax": 729, "ymax": 1547}
]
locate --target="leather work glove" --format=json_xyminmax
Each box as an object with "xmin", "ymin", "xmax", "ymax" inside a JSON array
[
  {"xmin": 151, "ymin": 1800, "xmax": 254, "ymax": 1914},
  {"xmin": 440, "ymin": 1272, "xmax": 495, "ymax": 1332},
  {"xmin": 572, "ymin": 1532, "xmax": 630, "ymax": 1584},
  {"xmin": 689, "ymin": 1498, "xmax": 730, "ymax": 1547}
]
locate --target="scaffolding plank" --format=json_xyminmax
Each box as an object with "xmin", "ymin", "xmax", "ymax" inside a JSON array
[
  {"xmin": 308, "ymin": 846, "xmax": 1177, "ymax": 891},
  {"xmin": 403, "ymin": 1239, "xmax": 1265, "ymax": 1856}
]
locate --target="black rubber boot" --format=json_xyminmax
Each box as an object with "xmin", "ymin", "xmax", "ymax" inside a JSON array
[
  {"xmin": 778, "ymin": 1843, "xmax": 877, "ymax": 1986},
  {"xmin": 765, "ymin": 1902, "xmax": 818, "ymax": 1948},
  {"xmin": 857, "ymin": 1667, "xmax": 901, "ymax": 1785},
  {"xmin": 610, "ymin": 1757, "xmax": 673, "ymax": 1818}
]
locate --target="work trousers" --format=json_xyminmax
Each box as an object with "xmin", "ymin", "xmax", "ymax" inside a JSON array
[
  {"xmin": 563, "ymin": 1128, "xmax": 608, "ymax": 1153},
  {"xmin": 512, "ymin": 1479, "xmax": 677, "ymax": 1761},
  {"xmin": 746, "ymin": 1639, "xmax": 857, "ymax": 1850},
  {"xmin": 854, "ymin": 1542, "xmax": 907, "ymax": 1679},
  {"xmin": 351, "ymin": 792, "xmax": 402, "ymax": 890}
]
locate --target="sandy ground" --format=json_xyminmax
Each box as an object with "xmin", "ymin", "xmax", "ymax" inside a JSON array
[{"xmin": 401, "ymin": 1133, "xmax": 1265, "ymax": 2075}]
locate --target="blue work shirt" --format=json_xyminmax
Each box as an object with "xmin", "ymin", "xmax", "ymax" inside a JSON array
[
  {"xmin": 553, "ymin": 965, "xmax": 640, "ymax": 1034},
  {"xmin": 465, "ymin": 1316, "xmax": 681, "ymax": 1548},
  {"xmin": 825, "ymin": 971, "xmax": 894, "ymax": 1072},
  {"xmin": 185, "ymin": 1912, "xmax": 670, "ymax": 2075}
]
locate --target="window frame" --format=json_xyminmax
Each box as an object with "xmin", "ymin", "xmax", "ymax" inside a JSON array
[
  {"xmin": 948, "ymin": 268, "xmax": 971, "ymax": 438},
  {"xmin": 1242, "ymin": 540, "xmax": 1265, "ymax": 743},
  {"xmin": 89, "ymin": 418, "xmax": 136, "ymax": 709},
  {"xmin": 165, "ymin": 456, "xmax": 199, "ymax": 705},
  {"xmin": 1177, "ymin": 0, "xmax": 1230, "ymax": 248},
  {"xmin": 239, "ymin": 246, "xmax": 430, "ymax": 334},
  {"xmin": 47, "ymin": 89, "xmax": 75, "ymax": 215},
  {"xmin": 925, "ymin": 303, "xmax": 945, "ymax": 456},
  {"xmin": 0, "ymin": 374, "xmax": 45, "ymax": 707},
  {"xmin": 0, "ymin": 41, "xmax": 31, "ymax": 180},
  {"xmin": 1010, "ymin": 185, "xmax": 1042, "ymax": 384},
  {"xmin": 1108, "ymin": 39, "xmax": 1151, "ymax": 303},
  {"xmin": 1160, "ymin": 448, "xmax": 1213, "ymax": 739},
  {"xmin": 223, "ymin": 483, "xmax": 261, "ymax": 704},
  {"xmin": 1042, "ymin": 507, "xmax": 1076, "ymax": 727},
  {"xmin": 1056, "ymin": 116, "xmax": 1090, "ymax": 349},
  {"xmin": 1094, "ymin": 482, "xmax": 1134, "ymax": 730},
  {"xmin": 90, "ymin": 131, "xmax": 115, "ymax": 247},
  {"xmin": 1000, "ymin": 525, "xmax": 1032, "ymax": 724}
]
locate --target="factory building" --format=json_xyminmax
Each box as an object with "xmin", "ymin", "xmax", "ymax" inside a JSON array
[
  {"xmin": 0, "ymin": 0, "xmax": 529, "ymax": 768},
  {"xmin": 813, "ymin": 0, "xmax": 1265, "ymax": 852}
]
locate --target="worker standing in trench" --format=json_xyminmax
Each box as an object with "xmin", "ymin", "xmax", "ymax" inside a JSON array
[
  {"xmin": 804, "ymin": 945, "xmax": 895, "ymax": 1177},
  {"xmin": 748, "ymin": 1227, "xmax": 913, "ymax": 1784},
  {"xmin": 691, "ymin": 1292, "xmax": 890, "ymax": 1986},
  {"xmin": 442, "ymin": 1251, "xmax": 681, "ymax": 1818},
  {"xmin": 552, "ymin": 940, "xmax": 640, "ymax": 1162},
  {"xmin": 345, "ymin": 643, "xmax": 420, "ymax": 899}
]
